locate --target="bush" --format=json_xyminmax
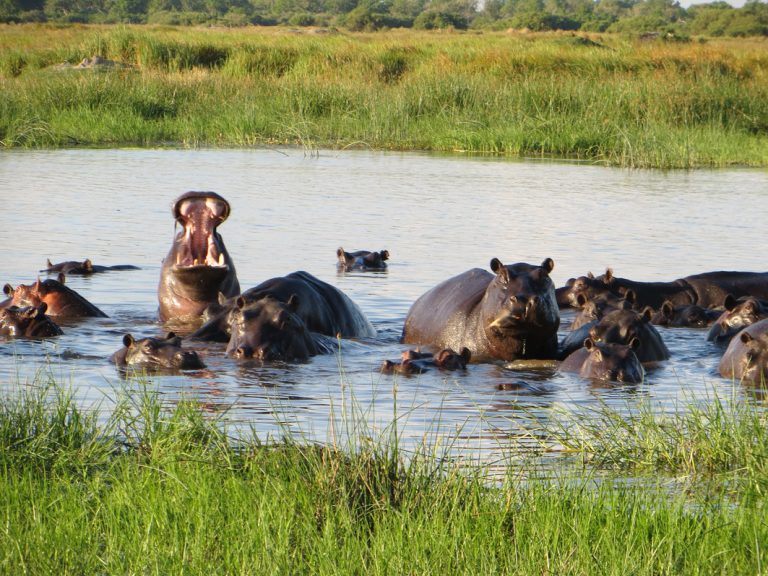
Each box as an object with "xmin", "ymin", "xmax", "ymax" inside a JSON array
[{"xmin": 413, "ymin": 10, "xmax": 467, "ymax": 29}]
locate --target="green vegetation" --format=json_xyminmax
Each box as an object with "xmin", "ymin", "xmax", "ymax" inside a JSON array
[
  {"xmin": 1, "ymin": 376, "xmax": 768, "ymax": 574},
  {"xmin": 2, "ymin": 0, "xmax": 768, "ymax": 39},
  {"xmin": 1, "ymin": 25, "xmax": 767, "ymax": 168}
]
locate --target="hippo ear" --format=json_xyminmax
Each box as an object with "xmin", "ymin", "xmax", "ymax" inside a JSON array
[
  {"xmin": 37, "ymin": 302, "xmax": 48, "ymax": 315},
  {"xmin": 3, "ymin": 284, "xmax": 13, "ymax": 297},
  {"xmin": 236, "ymin": 296, "xmax": 247, "ymax": 310},
  {"xmin": 741, "ymin": 331, "xmax": 755, "ymax": 344},
  {"xmin": 47, "ymin": 258, "xmax": 53, "ymax": 268},
  {"xmin": 724, "ymin": 294, "xmax": 737, "ymax": 310},
  {"xmin": 587, "ymin": 271, "xmax": 595, "ymax": 279},
  {"xmin": 603, "ymin": 268, "xmax": 614, "ymax": 284},
  {"xmin": 540, "ymin": 258, "xmax": 554, "ymax": 275},
  {"xmin": 123, "ymin": 334, "xmax": 136, "ymax": 348},
  {"xmin": 662, "ymin": 301, "xmax": 674, "ymax": 319},
  {"xmin": 640, "ymin": 306, "xmax": 653, "ymax": 322},
  {"xmin": 218, "ymin": 292, "xmax": 228, "ymax": 305},
  {"xmin": 490, "ymin": 258, "xmax": 510, "ymax": 283},
  {"xmin": 628, "ymin": 336, "xmax": 641, "ymax": 350},
  {"xmin": 57, "ymin": 273, "xmax": 66, "ymax": 284},
  {"xmin": 460, "ymin": 347, "xmax": 472, "ymax": 363},
  {"xmin": 622, "ymin": 289, "xmax": 635, "ymax": 306},
  {"xmin": 287, "ymin": 294, "xmax": 300, "ymax": 311},
  {"xmin": 380, "ymin": 250, "xmax": 390, "ymax": 261}
]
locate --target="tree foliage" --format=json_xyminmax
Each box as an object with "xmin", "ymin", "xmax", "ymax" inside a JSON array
[{"xmin": 0, "ymin": 0, "xmax": 766, "ymax": 37}]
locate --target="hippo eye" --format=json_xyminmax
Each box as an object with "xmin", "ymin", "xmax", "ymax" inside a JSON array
[{"xmin": 142, "ymin": 342, "xmax": 156, "ymax": 353}]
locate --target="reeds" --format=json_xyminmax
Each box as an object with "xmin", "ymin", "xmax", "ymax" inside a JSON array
[
  {"xmin": 1, "ymin": 25, "xmax": 767, "ymax": 166},
  {"xmin": 1, "ymin": 369, "xmax": 768, "ymax": 573}
]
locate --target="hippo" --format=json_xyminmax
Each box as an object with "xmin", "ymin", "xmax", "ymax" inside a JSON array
[
  {"xmin": 41, "ymin": 258, "xmax": 140, "ymax": 275},
  {"xmin": 226, "ymin": 296, "xmax": 336, "ymax": 361},
  {"xmin": 191, "ymin": 271, "xmax": 376, "ymax": 343},
  {"xmin": 337, "ymin": 248, "xmax": 390, "ymax": 272},
  {"xmin": 110, "ymin": 332, "xmax": 205, "ymax": 370},
  {"xmin": 570, "ymin": 291, "xmax": 635, "ymax": 331},
  {"xmin": 719, "ymin": 318, "xmax": 768, "ymax": 385},
  {"xmin": 0, "ymin": 303, "xmax": 63, "ymax": 338},
  {"xmin": 559, "ymin": 337, "xmax": 645, "ymax": 383},
  {"xmin": 560, "ymin": 268, "xmax": 768, "ymax": 311},
  {"xmin": 586, "ymin": 308, "xmax": 670, "ymax": 363},
  {"xmin": 3, "ymin": 274, "xmax": 107, "ymax": 318},
  {"xmin": 380, "ymin": 347, "xmax": 472, "ymax": 375},
  {"xmin": 158, "ymin": 191, "xmax": 240, "ymax": 322},
  {"xmin": 707, "ymin": 295, "xmax": 768, "ymax": 344},
  {"xmin": 402, "ymin": 258, "xmax": 560, "ymax": 363},
  {"xmin": 651, "ymin": 300, "xmax": 721, "ymax": 328}
]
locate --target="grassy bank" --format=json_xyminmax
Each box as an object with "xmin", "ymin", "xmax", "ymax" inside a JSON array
[
  {"xmin": 2, "ymin": 379, "xmax": 767, "ymax": 574},
  {"xmin": 1, "ymin": 24, "xmax": 767, "ymax": 168}
]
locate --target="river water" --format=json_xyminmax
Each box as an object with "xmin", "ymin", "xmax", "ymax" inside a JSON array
[{"xmin": 1, "ymin": 148, "xmax": 767, "ymax": 469}]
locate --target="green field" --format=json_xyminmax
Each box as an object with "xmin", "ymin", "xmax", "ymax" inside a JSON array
[
  {"xmin": 2, "ymin": 24, "xmax": 768, "ymax": 168},
  {"xmin": 2, "ymin": 378, "xmax": 767, "ymax": 574}
]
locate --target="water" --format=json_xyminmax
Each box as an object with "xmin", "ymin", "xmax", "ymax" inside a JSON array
[{"xmin": 1, "ymin": 148, "xmax": 767, "ymax": 468}]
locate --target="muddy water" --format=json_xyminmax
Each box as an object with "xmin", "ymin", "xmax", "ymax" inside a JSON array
[{"xmin": 2, "ymin": 149, "xmax": 767, "ymax": 467}]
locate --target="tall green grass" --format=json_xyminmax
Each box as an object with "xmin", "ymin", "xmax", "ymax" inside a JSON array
[
  {"xmin": 1, "ymin": 374, "xmax": 768, "ymax": 574},
  {"xmin": 1, "ymin": 25, "xmax": 767, "ymax": 167}
]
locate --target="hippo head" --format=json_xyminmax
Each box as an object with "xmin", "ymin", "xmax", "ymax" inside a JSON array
[
  {"xmin": 558, "ymin": 271, "xmax": 614, "ymax": 308},
  {"xmin": 482, "ymin": 257, "xmax": 560, "ymax": 359},
  {"xmin": 0, "ymin": 303, "xmax": 63, "ymax": 338},
  {"xmin": 113, "ymin": 332, "xmax": 206, "ymax": 370},
  {"xmin": 580, "ymin": 337, "xmax": 645, "ymax": 383},
  {"xmin": 653, "ymin": 300, "xmax": 719, "ymax": 328},
  {"xmin": 588, "ymin": 308, "xmax": 670, "ymax": 363},
  {"xmin": 720, "ymin": 328, "xmax": 768, "ymax": 385},
  {"xmin": 158, "ymin": 192, "xmax": 240, "ymax": 322},
  {"xmin": 433, "ymin": 347, "xmax": 472, "ymax": 370},
  {"xmin": 707, "ymin": 295, "xmax": 768, "ymax": 344},
  {"xmin": 226, "ymin": 295, "xmax": 318, "ymax": 362}
]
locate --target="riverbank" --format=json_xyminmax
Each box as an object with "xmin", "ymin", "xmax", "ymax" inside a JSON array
[
  {"xmin": 2, "ymin": 379, "xmax": 767, "ymax": 574},
  {"xmin": 1, "ymin": 25, "xmax": 767, "ymax": 168}
]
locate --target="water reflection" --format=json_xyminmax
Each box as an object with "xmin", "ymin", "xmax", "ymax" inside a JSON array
[{"xmin": 1, "ymin": 148, "xmax": 768, "ymax": 468}]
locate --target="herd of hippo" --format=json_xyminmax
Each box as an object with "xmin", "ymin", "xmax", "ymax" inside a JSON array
[{"xmin": 3, "ymin": 191, "xmax": 768, "ymax": 386}]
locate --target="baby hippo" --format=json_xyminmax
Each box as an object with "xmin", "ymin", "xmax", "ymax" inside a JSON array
[
  {"xmin": 0, "ymin": 303, "xmax": 63, "ymax": 338},
  {"xmin": 110, "ymin": 333, "xmax": 206, "ymax": 370},
  {"xmin": 380, "ymin": 347, "xmax": 471, "ymax": 375},
  {"xmin": 337, "ymin": 248, "xmax": 389, "ymax": 271},
  {"xmin": 560, "ymin": 338, "xmax": 645, "ymax": 383}
]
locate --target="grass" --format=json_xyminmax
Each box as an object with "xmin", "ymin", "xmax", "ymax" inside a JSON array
[
  {"xmin": 1, "ymin": 371, "xmax": 768, "ymax": 574},
  {"xmin": 1, "ymin": 24, "xmax": 767, "ymax": 167}
]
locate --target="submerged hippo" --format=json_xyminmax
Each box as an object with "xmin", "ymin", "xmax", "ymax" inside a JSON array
[
  {"xmin": 651, "ymin": 301, "xmax": 720, "ymax": 328},
  {"xmin": 110, "ymin": 333, "xmax": 206, "ymax": 370},
  {"xmin": 226, "ymin": 295, "xmax": 336, "ymax": 361},
  {"xmin": 559, "ymin": 338, "xmax": 645, "ymax": 383},
  {"xmin": 0, "ymin": 303, "xmax": 63, "ymax": 338},
  {"xmin": 158, "ymin": 191, "xmax": 240, "ymax": 322},
  {"xmin": 402, "ymin": 258, "xmax": 560, "ymax": 363},
  {"xmin": 3, "ymin": 274, "xmax": 107, "ymax": 318},
  {"xmin": 560, "ymin": 268, "xmax": 768, "ymax": 311},
  {"xmin": 569, "ymin": 291, "xmax": 635, "ymax": 331},
  {"xmin": 337, "ymin": 248, "xmax": 390, "ymax": 271},
  {"xmin": 380, "ymin": 347, "xmax": 472, "ymax": 375},
  {"xmin": 192, "ymin": 271, "xmax": 376, "ymax": 343},
  {"xmin": 719, "ymin": 318, "xmax": 768, "ymax": 385},
  {"xmin": 41, "ymin": 258, "xmax": 140, "ymax": 275},
  {"xmin": 586, "ymin": 308, "xmax": 670, "ymax": 363},
  {"xmin": 707, "ymin": 295, "xmax": 768, "ymax": 344}
]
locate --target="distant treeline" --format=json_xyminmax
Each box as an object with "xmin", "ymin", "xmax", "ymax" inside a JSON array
[{"xmin": 2, "ymin": 0, "xmax": 767, "ymax": 37}]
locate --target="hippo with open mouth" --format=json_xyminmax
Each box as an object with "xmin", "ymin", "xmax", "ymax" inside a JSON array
[{"xmin": 158, "ymin": 191, "xmax": 240, "ymax": 322}]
